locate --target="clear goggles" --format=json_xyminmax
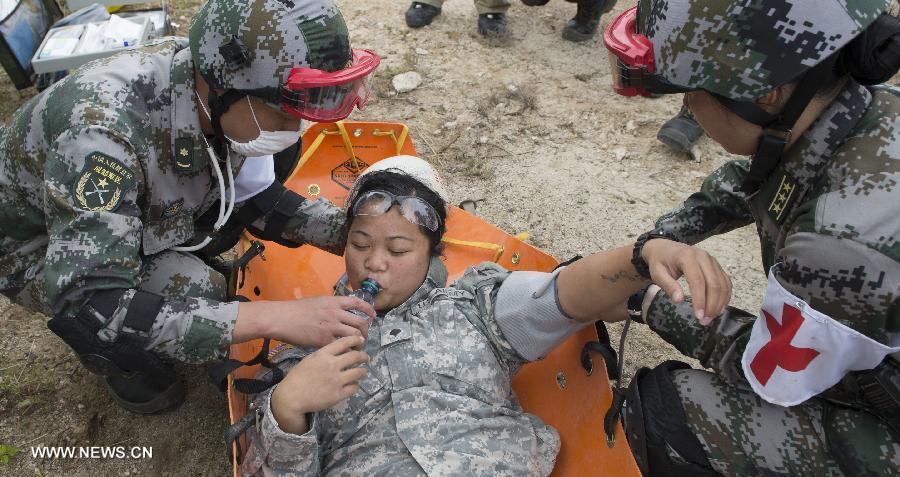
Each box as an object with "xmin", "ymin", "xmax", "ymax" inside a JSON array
[
  {"xmin": 280, "ymin": 49, "xmax": 381, "ymax": 122},
  {"xmin": 351, "ymin": 190, "xmax": 441, "ymax": 232},
  {"xmin": 603, "ymin": 7, "xmax": 689, "ymax": 97}
]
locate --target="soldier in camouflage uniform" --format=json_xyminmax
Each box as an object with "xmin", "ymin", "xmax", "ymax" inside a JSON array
[
  {"xmin": 241, "ymin": 155, "xmax": 732, "ymax": 476},
  {"xmin": 0, "ymin": 0, "xmax": 382, "ymax": 414},
  {"xmin": 603, "ymin": 0, "xmax": 900, "ymax": 474}
]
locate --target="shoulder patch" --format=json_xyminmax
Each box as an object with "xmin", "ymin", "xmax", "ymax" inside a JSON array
[
  {"xmin": 765, "ymin": 173, "xmax": 799, "ymax": 224},
  {"xmin": 73, "ymin": 152, "xmax": 136, "ymax": 212}
]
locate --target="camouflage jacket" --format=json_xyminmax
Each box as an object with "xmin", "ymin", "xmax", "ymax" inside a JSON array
[
  {"xmin": 0, "ymin": 39, "xmax": 344, "ymax": 363},
  {"xmin": 646, "ymin": 80, "xmax": 900, "ymax": 401},
  {"xmin": 242, "ymin": 259, "xmax": 561, "ymax": 476}
]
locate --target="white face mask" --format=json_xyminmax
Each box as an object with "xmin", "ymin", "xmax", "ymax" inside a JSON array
[{"xmin": 200, "ymin": 95, "xmax": 302, "ymax": 157}]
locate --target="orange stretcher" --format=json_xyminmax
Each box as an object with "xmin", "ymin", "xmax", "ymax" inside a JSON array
[{"xmin": 225, "ymin": 121, "xmax": 641, "ymax": 477}]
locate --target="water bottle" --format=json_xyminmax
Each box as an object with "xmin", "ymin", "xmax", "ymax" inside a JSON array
[{"xmin": 348, "ymin": 278, "xmax": 379, "ymax": 319}]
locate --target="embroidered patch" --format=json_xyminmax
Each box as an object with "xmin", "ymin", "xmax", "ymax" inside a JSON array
[
  {"xmin": 161, "ymin": 198, "xmax": 184, "ymax": 219},
  {"xmin": 766, "ymin": 173, "xmax": 798, "ymax": 224},
  {"xmin": 73, "ymin": 152, "xmax": 136, "ymax": 212},
  {"xmin": 173, "ymin": 137, "xmax": 195, "ymax": 173}
]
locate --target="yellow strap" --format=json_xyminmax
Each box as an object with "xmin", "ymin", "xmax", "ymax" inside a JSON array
[
  {"xmin": 284, "ymin": 129, "xmax": 329, "ymax": 185},
  {"xmin": 372, "ymin": 125, "xmax": 410, "ymax": 156},
  {"xmin": 335, "ymin": 121, "xmax": 362, "ymax": 172},
  {"xmin": 515, "ymin": 232, "xmax": 531, "ymax": 242},
  {"xmin": 441, "ymin": 237, "xmax": 505, "ymax": 263}
]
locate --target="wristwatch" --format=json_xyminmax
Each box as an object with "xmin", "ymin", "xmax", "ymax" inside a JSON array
[{"xmin": 631, "ymin": 231, "xmax": 677, "ymax": 279}]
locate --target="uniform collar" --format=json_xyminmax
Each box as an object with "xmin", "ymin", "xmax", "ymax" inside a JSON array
[
  {"xmin": 781, "ymin": 79, "xmax": 872, "ymax": 183},
  {"xmin": 334, "ymin": 256, "xmax": 449, "ymax": 315},
  {"xmin": 169, "ymin": 47, "xmax": 207, "ymax": 174}
]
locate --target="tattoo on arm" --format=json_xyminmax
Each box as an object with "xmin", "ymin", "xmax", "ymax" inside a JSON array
[{"xmin": 600, "ymin": 270, "xmax": 641, "ymax": 284}]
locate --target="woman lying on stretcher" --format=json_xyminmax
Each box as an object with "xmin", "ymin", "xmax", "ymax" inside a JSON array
[{"xmin": 242, "ymin": 155, "xmax": 732, "ymax": 477}]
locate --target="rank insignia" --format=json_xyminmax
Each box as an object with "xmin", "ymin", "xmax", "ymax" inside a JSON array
[
  {"xmin": 174, "ymin": 137, "xmax": 194, "ymax": 173},
  {"xmin": 74, "ymin": 152, "xmax": 136, "ymax": 212},
  {"xmin": 767, "ymin": 174, "xmax": 798, "ymax": 223}
]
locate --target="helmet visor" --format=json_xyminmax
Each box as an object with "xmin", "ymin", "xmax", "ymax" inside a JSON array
[
  {"xmin": 281, "ymin": 49, "xmax": 381, "ymax": 122},
  {"xmin": 604, "ymin": 7, "xmax": 689, "ymax": 97},
  {"xmin": 351, "ymin": 190, "xmax": 440, "ymax": 232}
]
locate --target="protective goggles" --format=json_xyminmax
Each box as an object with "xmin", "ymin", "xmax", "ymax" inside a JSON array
[
  {"xmin": 603, "ymin": 7, "xmax": 689, "ymax": 97},
  {"xmin": 351, "ymin": 190, "xmax": 440, "ymax": 232},
  {"xmin": 280, "ymin": 49, "xmax": 381, "ymax": 122}
]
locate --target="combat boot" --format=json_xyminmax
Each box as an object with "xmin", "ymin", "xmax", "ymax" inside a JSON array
[
  {"xmin": 478, "ymin": 12, "xmax": 509, "ymax": 38},
  {"xmin": 104, "ymin": 368, "xmax": 184, "ymax": 414},
  {"xmin": 405, "ymin": 2, "xmax": 441, "ymax": 28},
  {"xmin": 657, "ymin": 106, "xmax": 705, "ymax": 154},
  {"xmin": 562, "ymin": 0, "xmax": 616, "ymax": 42}
]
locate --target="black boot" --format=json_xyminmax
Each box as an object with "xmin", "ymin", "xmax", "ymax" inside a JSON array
[
  {"xmin": 104, "ymin": 368, "xmax": 184, "ymax": 414},
  {"xmin": 521, "ymin": 0, "xmax": 550, "ymax": 5},
  {"xmin": 405, "ymin": 2, "xmax": 441, "ymax": 28},
  {"xmin": 562, "ymin": 0, "xmax": 616, "ymax": 42},
  {"xmin": 478, "ymin": 12, "xmax": 509, "ymax": 38},
  {"xmin": 657, "ymin": 106, "xmax": 704, "ymax": 154}
]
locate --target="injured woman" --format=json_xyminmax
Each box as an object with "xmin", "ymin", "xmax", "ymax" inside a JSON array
[{"xmin": 242, "ymin": 155, "xmax": 732, "ymax": 476}]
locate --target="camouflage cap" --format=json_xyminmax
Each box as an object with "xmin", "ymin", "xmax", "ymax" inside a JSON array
[
  {"xmin": 189, "ymin": 0, "xmax": 352, "ymax": 103},
  {"xmin": 639, "ymin": 0, "xmax": 891, "ymax": 101}
]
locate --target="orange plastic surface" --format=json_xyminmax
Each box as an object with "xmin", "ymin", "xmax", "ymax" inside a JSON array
[{"xmin": 226, "ymin": 122, "xmax": 640, "ymax": 477}]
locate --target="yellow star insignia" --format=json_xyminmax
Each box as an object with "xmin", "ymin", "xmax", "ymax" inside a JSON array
[
  {"xmin": 179, "ymin": 148, "xmax": 189, "ymax": 157},
  {"xmin": 97, "ymin": 178, "xmax": 109, "ymax": 188}
]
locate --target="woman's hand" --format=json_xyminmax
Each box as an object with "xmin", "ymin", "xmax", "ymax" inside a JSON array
[
  {"xmin": 270, "ymin": 336, "xmax": 369, "ymax": 434},
  {"xmin": 641, "ymin": 239, "xmax": 732, "ymax": 325},
  {"xmin": 233, "ymin": 296, "xmax": 375, "ymax": 348}
]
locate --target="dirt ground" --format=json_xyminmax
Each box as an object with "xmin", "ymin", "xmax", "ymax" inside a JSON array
[{"xmin": 0, "ymin": 0, "xmax": 769, "ymax": 475}]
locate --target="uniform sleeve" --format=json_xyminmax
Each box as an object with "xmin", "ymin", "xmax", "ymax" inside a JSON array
[
  {"xmin": 654, "ymin": 159, "xmax": 755, "ymax": 244},
  {"xmin": 242, "ymin": 350, "xmax": 322, "ymax": 476},
  {"xmin": 43, "ymin": 126, "xmax": 238, "ymax": 363},
  {"xmin": 452, "ymin": 263, "xmax": 588, "ymax": 370},
  {"xmin": 241, "ymin": 191, "xmax": 347, "ymax": 255},
  {"xmin": 645, "ymin": 232, "xmax": 900, "ymax": 384}
]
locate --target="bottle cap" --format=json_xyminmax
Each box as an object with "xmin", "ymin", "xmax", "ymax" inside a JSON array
[{"xmin": 360, "ymin": 278, "xmax": 380, "ymax": 295}]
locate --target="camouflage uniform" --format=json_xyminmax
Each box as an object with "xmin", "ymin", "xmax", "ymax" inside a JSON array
[
  {"xmin": 0, "ymin": 11, "xmax": 347, "ymax": 364},
  {"xmin": 242, "ymin": 258, "xmax": 592, "ymax": 476},
  {"xmin": 642, "ymin": 79, "xmax": 900, "ymax": 475}
]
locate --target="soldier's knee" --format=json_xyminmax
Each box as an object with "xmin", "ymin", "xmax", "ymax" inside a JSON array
[
  {"xmin": 624, "ymin": 361, "xmax": 720, "ymax": 477},
  {"xmin": 825, "ymin": 407, "xmax": 900, "ymax": 475}
]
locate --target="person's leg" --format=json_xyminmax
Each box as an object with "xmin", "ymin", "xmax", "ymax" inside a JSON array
[
  {"xmin": 102, "ymin": 250, "xmax": 229, "ymax": 413},
  {"xmin": 826, "ymin": 406, "xmax": 900, "ymax": 475},
  {"xmin": 561, "ymin": 0, "xmax": 617, "ymax": 42},
  {"xmin": 672, "ymin": 369, "xmax": 853, "ymax": 476},
  {"xmin": 475, "ymin": 0, "xmax": 511, "ymax": 37},
  {"xmin": 406, "ymin": 0, "xmax": 444, "ymax": 28}
]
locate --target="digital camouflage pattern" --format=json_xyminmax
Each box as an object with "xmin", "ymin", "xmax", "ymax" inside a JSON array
[
  {"xmin": 0, "ymin": 16, "xmax": 349, "ymax": 363},
  {"xmin": 644, "ymin": 80, "xmax": 900, "ymax": 474},
  {"xmin": 243, "ymin": 258, "xmax": 561, "ymax": 476},
  {"xmin": 190, "ymin": 0, "xmax": 351, "ymax": 104},
  {"xmin": 638, "ymin": 0, "xmax": 891, "ymax": 100}
]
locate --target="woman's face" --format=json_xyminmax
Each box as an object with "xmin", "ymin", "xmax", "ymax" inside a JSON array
[
  {"xmin": 344, "ymin": 207, "xmax": 432, "ymax": 311},
  {"xmin": 684, "ymin": 90, "xmax": 764, "ymax": 156}
]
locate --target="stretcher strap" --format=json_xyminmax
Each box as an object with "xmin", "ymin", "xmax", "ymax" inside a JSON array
[
  {"xmin": 372, "ymin": 125, "xmax": 410, "ymax": 156},
  {"xmin": 441, "ymin": 237, "xmax": 505, "ymax": 263}
]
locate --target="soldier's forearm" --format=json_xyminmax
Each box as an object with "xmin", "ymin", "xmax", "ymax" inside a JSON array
[{"xmin": 557, "ymin": 245, "xmax": 649, "ymax": 322}]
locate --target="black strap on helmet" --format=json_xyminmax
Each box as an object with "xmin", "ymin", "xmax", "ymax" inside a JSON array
[
  {"xmin": 712, "ymin": 52, "xmax": 841, "ymax": 194},
  {"xmin": 207, "ymin": 89, "xmax": 248, "ymax": 138}
]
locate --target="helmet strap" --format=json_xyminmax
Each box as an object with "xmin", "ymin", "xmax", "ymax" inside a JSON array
[
  {"xmin": 207, "ymin": 89, "xmax": 248, "ymax": 139},
  {"xmin": 712, "ymin": 53, "xmax": 840, "ymax": 194}
]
